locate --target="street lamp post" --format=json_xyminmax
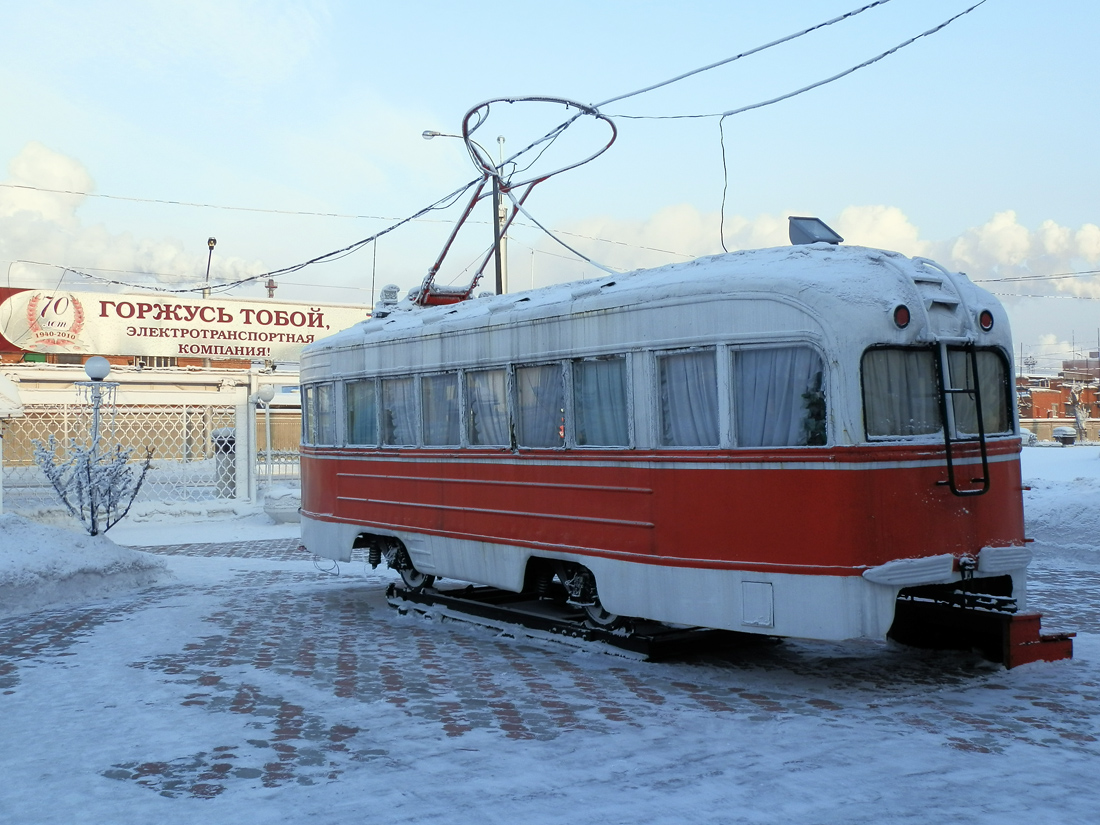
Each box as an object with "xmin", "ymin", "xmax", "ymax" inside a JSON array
[
  {"xmin": 202, "ymin": 237, "xmax": 216, "ymax": 367},
  {"xmin": 203, "ymin": 237, "xmax": 216, "ymax": 299},
  {"xmin": 249, "ymin": 384, "xmax": 276, "ymax": 496},
  {"xmin": 77, "ymin": 356, "xmax": 119, "ymax": 537}
]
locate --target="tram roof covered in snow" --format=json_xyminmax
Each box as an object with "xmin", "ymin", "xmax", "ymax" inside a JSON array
[{"xmin": 302, "ymin": 243, "xmax": 1010, "ymax": 378}]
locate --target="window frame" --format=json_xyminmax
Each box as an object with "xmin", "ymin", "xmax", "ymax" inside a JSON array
[
  {"xmin": 464, "ymin": 367, "xmax": 512, "ymax": 448},
  {"xmin": 655, "ymin": 346, "xmax": 720, "ymax": 449},
  {"xmin": 513, "ymin": 360, "xmax": 567, "ymax": 449},
  {"xmin": 380, "ymin": 375, "xmax": 419, "ymax": 447},
  {"xmin": 570, "ymin": 354, "xmax": 632, "ymax": 448},
  {"xmin": 421, "ymin": 371, "xmax": 462, "ymax": 447},
  {"xmin": 730, "ymin": 343, "xmax": 828, "ymax": 448},
  {"xmin": 345, "ymin": 377, "xmax": 380, "ymax": 446},
  {"xmin": 945, "ymin": 346, "xmax": 1013, "ymax": 437}
]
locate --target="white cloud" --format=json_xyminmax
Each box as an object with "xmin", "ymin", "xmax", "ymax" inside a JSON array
[
  {"xmin": 949, "ymin": 210, "xmax": 1032, "ymax": 270},
  {"xmin": 1, "ymin": 143, "xmax": 265, "ymax": 289},
  {"xmin": 833, "ymin": 205, "xmax": 930, "ymax": 259},
  {"xmin": 1076, "ymin": 224, "xmax": 1100, "ymax": 261}
]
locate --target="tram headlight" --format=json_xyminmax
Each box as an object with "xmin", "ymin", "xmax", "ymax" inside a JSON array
[
  {"xmin": 979, "ymin": 309, "xmax": 994, "ymax": 331},
  {"xmin": 893, "ymin": 304, "xmax": 911, "ymax": 329}
]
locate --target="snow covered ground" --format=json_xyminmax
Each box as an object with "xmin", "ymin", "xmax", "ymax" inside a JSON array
[{"xmin": 1, "ymin": 448, "xmax": 1098, "ymax": 824}]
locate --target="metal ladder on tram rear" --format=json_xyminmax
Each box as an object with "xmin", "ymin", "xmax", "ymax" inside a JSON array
[{"xmin": 934, "ymin": 341, "xmax": 990, "ymax": 496}]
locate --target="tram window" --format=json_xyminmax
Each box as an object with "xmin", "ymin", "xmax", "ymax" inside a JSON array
[
  {"xmin": 862, "ymin": 348, "xmax": 941, "ymax": 437},
  {"xmin": 573, "ymin": 357, "xmax": 629, "ymax": 446},
  {"xmin": 381, "ymin": 376, "xmax": 417, "ymax": 446},
  {"xmin": 466, "ymin": 369, "xmax": 509, "ymax": 446},
  {"xmin": 948, "ymin": 349, "xmax": 1011, "ymax": 434},
  {"xmin": 302, "ymin": 385, "xmax": 315, "ymax": 444},
  {"xmin": 422, "ymin": 373, "xmax": 460, "ymax": 445},
  {"xmin": 516, "ymin": 363, "xmax": 565, "ymax": 448},
  {"xmin": 346, "ymin": 379, "xmax": 378, "ymax": 445},
  {"xmin": 316, "ymin": 383, "xmax": 336, "ymax": 445},
  {"xmin": 658, "ymin": 350, "xmax": 719, "ymax": 447},
  {"xmin": 733, "ymin": 347, "xmax": 827, "ymax": 447}
]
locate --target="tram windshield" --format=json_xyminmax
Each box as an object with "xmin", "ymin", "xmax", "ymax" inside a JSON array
[{"xmin": 861, "ymin": 347, "xmax": 1010, "ymax": 438}]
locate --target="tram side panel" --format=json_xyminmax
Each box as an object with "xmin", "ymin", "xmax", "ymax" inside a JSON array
[{"xmin": 300, "ymin": 439, "xmax": 1025, "ymax": 641}]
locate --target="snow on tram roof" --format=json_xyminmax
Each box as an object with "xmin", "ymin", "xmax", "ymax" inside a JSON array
[{"xmin": 307, "ymin": 243, "xmax": 987, "ymax": 354}]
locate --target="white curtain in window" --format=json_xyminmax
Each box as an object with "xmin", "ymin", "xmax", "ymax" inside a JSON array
[
  {"xmin": 734, "ymin": 347, "xmax": 824, "ymax": 447},
  {"xmin": 949, "ymin": 349, "xmax": 1009, "ymax": 434},
  {"xmin": 517, "ymin": 364, "xmax": 564, "ymax": 447},
  {"xmin": 346, "ymin": 379, "xmax": 377, "ymax": 445},
  {"xmin": 381, "ymin": 377, "xmax": 417, "ymax": 445},
  {"xmin": 659, "ymin": 350, "xmax": 719, "ymax": 446},
  {"xmin": 573, "ymin": 358, "xmax": 628, "ymax": 446},
  {"xmin": 317, "ymin": 384, "xmax": 336, "ymax": 444},
  {"xmin": 302, "ymin": 386, "xmax": 315, "ymax": 444},
  {"xmin": 466, "ymin": 369, "xmax": 509, "ymax": 446},
  {"xmin": 862, "ymin": 349, "xmax": 941, "ymax": 436},
  {"xmin": 422, "ymin": 373, "xmax": 460, "ymax": 445}
]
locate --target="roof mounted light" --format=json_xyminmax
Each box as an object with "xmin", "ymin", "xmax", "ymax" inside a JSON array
[
  {"xmin": 788, "ymin": 216, "xmax": 844, "ymax": 246},
  {"xmin": 978, "ymin": 309, "xmax": 994, "ymax": 331},
  {"xmin": 893, "ymin": 305, "xmax": 911, "ymax": 329}
]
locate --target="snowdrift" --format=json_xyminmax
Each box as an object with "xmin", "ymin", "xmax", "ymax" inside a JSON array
[{"xmin": 0, "ymin": 513, "xmax": 170, "ymax": 617}]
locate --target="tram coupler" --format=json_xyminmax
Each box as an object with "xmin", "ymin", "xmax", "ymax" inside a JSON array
[{"xmin": 888, "ymin": 599, "xmax": 1074, "ymax": 668}]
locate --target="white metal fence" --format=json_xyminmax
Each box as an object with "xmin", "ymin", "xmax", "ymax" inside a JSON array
[{"xmin": 1, "ymin": 402, "xmax": 300, "ymax": 515}]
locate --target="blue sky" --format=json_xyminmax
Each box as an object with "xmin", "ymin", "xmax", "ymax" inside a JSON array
[{"xmin": 1, "ymin": 0, "xmax": 1098, "ymax": 371}]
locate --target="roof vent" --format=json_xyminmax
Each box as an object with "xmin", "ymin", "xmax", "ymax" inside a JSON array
[{"xmin": 788, "ymin": 216, "xmax": 843, "ymax": 246}]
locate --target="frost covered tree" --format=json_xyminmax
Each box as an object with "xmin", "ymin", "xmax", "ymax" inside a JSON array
[
  {"xmin": 31, "ymin": 356, "xmax": 153, "ymax": 536},
  {"xmin": 33, "ymin": 437, "xmax": 153, "ymax": 536}
]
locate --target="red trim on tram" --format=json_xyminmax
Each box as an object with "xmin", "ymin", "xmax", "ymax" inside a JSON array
[{"xmin": 301, "ymin": 441, "xmax": 1025, "ymax": 575}]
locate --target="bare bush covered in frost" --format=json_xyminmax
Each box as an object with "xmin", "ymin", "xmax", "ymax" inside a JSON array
[{"xmin": 33, "ymin": 436, "xmax": 153, "ymax": 536}]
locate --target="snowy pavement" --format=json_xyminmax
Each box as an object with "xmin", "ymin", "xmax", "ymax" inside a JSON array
[
  {"xmin": 2, "ymin": 449, "xmax": 1100, "ymax": 824},
  {"xmin": 1, "ymin": 541, "xmax": 1098, "ymax": 823}
]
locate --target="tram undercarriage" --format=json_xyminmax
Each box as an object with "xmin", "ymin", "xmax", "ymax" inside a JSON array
[{"xmin": 368, "ymin": 533, "xmax": 1073, "ymax": 668}]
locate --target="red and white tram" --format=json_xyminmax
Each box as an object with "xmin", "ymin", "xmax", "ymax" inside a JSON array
[{"xmin": 299, "ymin": 239, "xmax": 1072, "ymax": 666}]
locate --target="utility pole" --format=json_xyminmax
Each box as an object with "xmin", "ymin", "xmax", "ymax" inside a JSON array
[{"xmin": 497, "ymin": 135, "xmax": 508, "ymax": 294}]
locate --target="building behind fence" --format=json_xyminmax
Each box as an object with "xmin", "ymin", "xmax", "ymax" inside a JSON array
[{"xmin": 0, "ymin": 365, "xmax": 300, "ymax": 516}]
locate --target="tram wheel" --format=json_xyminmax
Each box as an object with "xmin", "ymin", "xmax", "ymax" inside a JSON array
[
  {"xmin": 383, "ymin": 539, "xmax": 435, "ymax": 591},
  {"xmin": 555, "ymin": 561, "xmax": 629, "ymax": 630},
  {"xmin": 583, "ymin": 601, "xmax": 625, "ymax": 629},
  {"xmin": 398, "ymin": 565, "xmax": 435, "ymax": 591}
]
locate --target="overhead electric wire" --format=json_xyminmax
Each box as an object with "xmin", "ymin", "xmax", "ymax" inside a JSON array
[
  {"xmin": 609, "ymin": 0, "xmax": 987, "ymax": 120},
  {"xmin": 18, "ymin": 176, "xmax": 485, "ymax": 295},
  {"xmin": 974, "ymin": 269, "xmax": 1100, "ymax": 283},
  {"xmin": 505, "ymin": 192, "xmax": 619, "ymax": 276},
  {"xmin": 0, "ymin": 181, "xmax": 411, "ymax": 221},
  {"xmin": 989, "ymin": 293, "xmax": 1100, "ymax": 301},
  {"xmin": 591, "ymin": 0, "xmax": 896, "ymax": 110}
]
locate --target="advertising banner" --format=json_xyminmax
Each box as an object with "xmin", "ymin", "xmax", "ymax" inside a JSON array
[{"xmin": 0, "ymin": 289, "xmax": 370, "ymax": 361}]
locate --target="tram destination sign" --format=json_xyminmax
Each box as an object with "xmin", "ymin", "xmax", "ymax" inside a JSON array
[{"xmin": 0, "ymin": 288, "xmax": 370, "ymax": 361}]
